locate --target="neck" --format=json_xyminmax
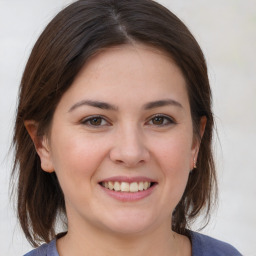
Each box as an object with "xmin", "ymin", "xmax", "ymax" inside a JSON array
[{"xmin": 56, "ymin": 220, "xmax": 189, "ymax": 256}]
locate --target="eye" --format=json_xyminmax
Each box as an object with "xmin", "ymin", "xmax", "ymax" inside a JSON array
[
  {"xmin": 81, "ymin": 115, "xmax": 109, "ymax": 127},
  {"xmin": 146, "ymin": 114, "xmax": 175, "ymax": 126}
]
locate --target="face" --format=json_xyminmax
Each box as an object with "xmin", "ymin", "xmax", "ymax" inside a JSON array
[{"xmin": 37, "ymin": 44, "xmax": 200, "ymax": 237}]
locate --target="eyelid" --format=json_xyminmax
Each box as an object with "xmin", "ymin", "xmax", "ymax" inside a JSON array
[
  {"xmin": 145, "ymin": 114, "xmax": 176, "ymax": 126},
  {"xmin": 79, "ymin": 114, "xmax": 176, "ymax": 127},
  {"xmin": 80, "ymin": 115, "xmax": 111, "ymax": 127}
]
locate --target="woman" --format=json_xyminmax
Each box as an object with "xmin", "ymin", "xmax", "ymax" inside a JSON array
[{"xmin": 12, "ymin": 0, "xmax": 241, "ymax": 255}]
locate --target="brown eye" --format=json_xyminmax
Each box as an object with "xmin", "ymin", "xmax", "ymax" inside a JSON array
[
  {"xmin": 81, "ymin": 116, "xmax": 109, "ymax": 127},
  {"xmin": 89, "ymin": 117, "xmax": 102, "ymax": 126},
  {"xmin": 147, "ymin": 115, "xmax": 175, "ymax": 126},
  {"xmin": 152, "ymin": 116, "xmax": 165, "ymax": 125}
]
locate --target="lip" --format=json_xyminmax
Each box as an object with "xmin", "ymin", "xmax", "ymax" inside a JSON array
[{"xmin": 98, "ymin": 176, "xmax": 157, "ymax": 202}]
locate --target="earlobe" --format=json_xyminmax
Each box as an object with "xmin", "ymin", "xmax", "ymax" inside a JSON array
[{"xmin": 24, "ymin": 120, "xmax": 54, "ymax": 173}]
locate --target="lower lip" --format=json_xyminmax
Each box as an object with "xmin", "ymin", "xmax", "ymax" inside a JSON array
[{"xmin": 100, "ymin": 184, "xmax": 156, "ymax": 202}]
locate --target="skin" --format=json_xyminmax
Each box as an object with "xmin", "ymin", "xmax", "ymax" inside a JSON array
[{"xmin": 26, "ymin": 44, "xmax": 206, "ymax": 256}]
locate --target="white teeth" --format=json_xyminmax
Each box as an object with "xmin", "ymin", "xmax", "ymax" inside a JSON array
[
  {"xmin": 120, "ymin": 182, "xmax": 130, "ymax": 192},
  {"xmin": 143, "ymin": 181, "xmax": 149, "ymax": 190},
  {"xmin": 114, "ymin": 181, "xmax": 120, "ymax": 191},
  {"xmin": 108, "ymin": 181, "xmax": 114, "ymax": 190},
  {"xmin": 138, "ymin": 182, "xmax": 144, "ymax": 191},
  {"xmin": 102, "ymin": 181, "xmax": 152, "ymax": 192},
  {"xmin": 130, "ymin": 182, "xmax": 139, "ymax": 192},
  {"xmin": 103, "ymin": 182, "xmax": 109, "ymax": 189}
]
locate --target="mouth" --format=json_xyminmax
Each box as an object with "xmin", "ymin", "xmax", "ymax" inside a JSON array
[{"xmin": 99, "ymin": 181, "xmax": 156, "ymax": 193}]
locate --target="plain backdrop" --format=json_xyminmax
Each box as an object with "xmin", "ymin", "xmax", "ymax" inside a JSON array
[{"xmin": 0, "ymin": 0, "xmax": 255, "ymax": 255}]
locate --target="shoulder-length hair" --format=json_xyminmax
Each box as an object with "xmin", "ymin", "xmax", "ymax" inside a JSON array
[{"xmin": 12, "ymin": 0, "xmax": 217, "ymax": 247}]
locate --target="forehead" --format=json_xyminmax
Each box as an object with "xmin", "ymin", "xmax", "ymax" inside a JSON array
[
  {"xmin": 56, "ymin": 44, "xmax": 190, "ymax": 111},
  {"xmin": 80, "ymin": 44, "xmax": 181, "ymax": 77}
]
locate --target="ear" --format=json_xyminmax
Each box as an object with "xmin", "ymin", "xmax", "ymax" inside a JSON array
[
  {"xmin": 24, "ymin": 120, "xmax": 54, "ymax": 173},
  {"xmin": 190, "ymin": 116, "xmax": 207, "ymax": 170}
]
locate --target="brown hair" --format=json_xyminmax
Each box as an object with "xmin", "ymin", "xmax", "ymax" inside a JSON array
[{"xmin": 12, "ymin": 0, "xmax": 217, "ymax": 247}]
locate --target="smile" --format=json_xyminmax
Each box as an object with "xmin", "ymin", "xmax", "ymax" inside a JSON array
[{"xmin": 101, "ymin": 181, "xmax": 152, "ymax": 192}]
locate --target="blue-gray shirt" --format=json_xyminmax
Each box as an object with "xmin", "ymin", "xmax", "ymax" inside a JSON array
[{"xmin": 24, "ymin": 231, "xmax": 242, "ymax": 256}]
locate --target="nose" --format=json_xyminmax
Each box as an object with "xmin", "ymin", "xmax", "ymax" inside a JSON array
[{"xmin": 109, "ymin": 126, "xmax": 150, "ymax": 168}]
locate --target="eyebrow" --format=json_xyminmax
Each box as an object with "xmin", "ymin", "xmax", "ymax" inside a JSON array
[
  {"xmin": 68, "ymin": 98, "xmax": 183, "ymax": 112},
  {"xmin": 143, "ymin": 99, "xmax": 183, "ymax": 110},
  {"xmin": 68, "ymin": 100, "xmax": 118, "ymax": 112}
]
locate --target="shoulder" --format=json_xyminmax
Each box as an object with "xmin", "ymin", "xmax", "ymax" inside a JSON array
[
  {"xmin": 190, "ymin": 231, "xmax": 242, "ymax": 256},
  {"xmin": 23, "ymin": 239, "xmax": 59, "ymax": 256}
]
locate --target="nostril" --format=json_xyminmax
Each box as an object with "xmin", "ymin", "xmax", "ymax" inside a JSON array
[
  {"xmin": 115, "ymin": 159, "xmax": 124, "ymax": 165},
  {"xmin": 114, "ymin": 159, "xmax": 146, "ymax": 168}
]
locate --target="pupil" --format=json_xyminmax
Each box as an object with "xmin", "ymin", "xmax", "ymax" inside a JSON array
[
  {"xmin": 153, "ymin": 117, "xmax": 163, "ymax": 125},
  {"xmin": 91, "ymin": 118, "xmax": 101, "ymax": 125}
]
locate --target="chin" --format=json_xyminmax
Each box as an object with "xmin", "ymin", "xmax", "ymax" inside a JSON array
[{"xmin": 99, "ymin": 209, "xmax": 159, "ymax": 236}]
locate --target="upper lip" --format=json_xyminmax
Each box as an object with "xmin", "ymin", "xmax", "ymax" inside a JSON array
[{"xmin": 99, "ymin": 176, "xmax": 157, "ymax": 183}]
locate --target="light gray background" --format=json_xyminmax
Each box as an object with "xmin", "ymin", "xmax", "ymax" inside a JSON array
[{"xmin": 0, "ymin": 0, "xmax": 255, "ymax": 255}]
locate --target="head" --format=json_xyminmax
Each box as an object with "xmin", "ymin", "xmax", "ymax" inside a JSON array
[{"xmin": 12, "ymin": 0, "xmax": 217, "ymax": 246}]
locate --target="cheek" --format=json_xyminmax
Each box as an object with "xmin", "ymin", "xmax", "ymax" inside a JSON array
[
  {"xmin": 152, "ymin": 134, "xmax": 193, "ymax": 173},
  {"xmin": 148, "ymin": 137, "xmax": 192, "ymax": 216},
  {"xmin": 153, "ymin": 135, "xmax": 192, "ymax": 203},
  {"xmin": 50, "ymin": 132, "xmax": 107, "ymax": 190}
]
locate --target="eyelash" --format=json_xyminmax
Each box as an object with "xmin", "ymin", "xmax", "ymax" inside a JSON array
[
  {"xmin": 146, "ymin": 114, "xmax": 176, "ymax": 127},
  {"xmin": 80, "ymin": 114, "xmax": 176, "ymax": 127},
  {"xmin": 81, "ymin": 115, "xmax": 110, "ymax": 127}
]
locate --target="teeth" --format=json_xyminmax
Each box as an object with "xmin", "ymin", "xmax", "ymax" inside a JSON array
[
  {"xmin": 120, "ymin": 182, "xmax": 130, "ymax": 192},
  {"xmin": 114, "ymin": 181, "xmax": 121, "ymax": 191},
  {"xmin": 103, "ymin": 182, "xmax": 109, "ymax": 189},
  {"xmin": 138, "ymin": 182, "xmax": 144, "ymax": 191},
  {"xmin": 102, "ymin": 181, "xmax": 151, "ymax": 192},
  {"xmin": 143, "ymin": 181, "xmax": 149, "ymax": 190},
  {"xmin": 130, "ymin": 182, "xmax": 139, "ymax": 192},
  {"xmin": 108, "ymin": 181, "xmax": 114, "ymax": 190}
]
